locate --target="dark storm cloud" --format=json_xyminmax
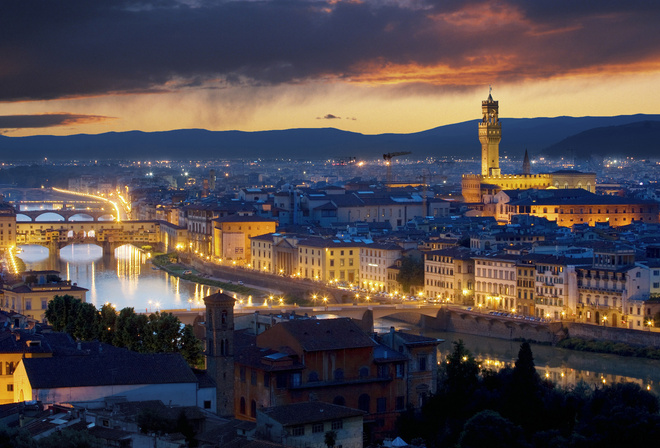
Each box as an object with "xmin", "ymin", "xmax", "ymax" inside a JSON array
[
  {"xmin": 0, "ymin": 114, "xmax": 113, "ymax": 130},
  {"xmin": 1, "ymin": 0, "xmax": 660, "ymax": 101}
]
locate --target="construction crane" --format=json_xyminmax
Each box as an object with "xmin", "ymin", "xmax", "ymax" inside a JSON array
[{"xmin": 383, "ymin": 151, "xmax": 411, "ymax": 189}]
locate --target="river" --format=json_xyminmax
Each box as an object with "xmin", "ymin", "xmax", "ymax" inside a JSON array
[
  {"xmin": 376, "ymin": 318, "xmax": 660, "ymax": 395},
  {"xmin": 16, "ymin": 243, "xmax": 660, "ymax": 394},
  {"xmin": 16, "ymin": 243, "xmax": 214, "ymax": 311}
]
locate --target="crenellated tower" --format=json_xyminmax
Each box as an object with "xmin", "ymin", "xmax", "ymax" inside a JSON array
[
  {"xmin": 479, "ymin": 90, "xmax": 502, "ymax": 177},
  {"xmin": 204, "ymin": 291, "xmax": 235, "ymax": 417}
]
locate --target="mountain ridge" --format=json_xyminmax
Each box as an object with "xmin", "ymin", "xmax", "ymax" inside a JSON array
[{"xmin": 1, "ymin": 114, "xmax": 659, "ymax": 161}]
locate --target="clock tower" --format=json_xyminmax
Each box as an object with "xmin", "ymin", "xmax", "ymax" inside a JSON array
[{"xmin": 479, "ymin": 90, "xmax": 502, "ymax": 177}]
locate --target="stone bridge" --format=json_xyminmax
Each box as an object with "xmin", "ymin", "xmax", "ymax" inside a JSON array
[
  {"xmin": 16, "ymin": 220, "xmax": 161, "ymax": 254},
  {"xmin": 168, "ymin": 304, "xmax": 557, "ymax": 343},
  {"xmin": 16, "ymin": 208, "xmax": 116, "ymax": 222}
]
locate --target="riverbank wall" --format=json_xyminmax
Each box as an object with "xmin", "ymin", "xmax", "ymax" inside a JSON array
[
  {"xmin": 189, "ymin": 258, "xmax": 348, "ymax": 303},
  {"xmin": 396, "ymin": 308, "xmax": 660, "ymax": 347},
  {"xmin": 420, "ymin": 308, "xmax": 561, "ymax": 344},
  {"xmin": 564, "ymin": 323, "xmax": 660, "ymax": 347}
]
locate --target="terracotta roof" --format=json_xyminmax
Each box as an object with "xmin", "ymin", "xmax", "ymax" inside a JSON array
[
  {"xmin": 260, "ymin": 401, "xmax": 364, "ymax": 426},
  {"xmin": 275, "ymin": 318, "xmax": 375, "ymax": 352},
  {"xmin": 213, "ymin": 215, "xmax": 277, "ymax": 223}
]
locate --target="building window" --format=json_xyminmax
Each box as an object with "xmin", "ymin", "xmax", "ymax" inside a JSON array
[
  {"xmin": 312, "ymin": 423, "xmax": 324, "ymax": 433},
  {"xmin": 6, "ymin": 384, "xmax": 13, "ymax": 392},
  {"xmin": 276, "ymin": 373, "xmax": 287, "ymax": 389},
  {"xmin": 251, "ymin": 400, "xmax": 257, "ymax": 418},
  {"xmin": 204, "ymin": 400, "xmax": 211, "ymax": 409},
  {"xmin": 358, "ymin": 394, "xmax": 370, "ymax": 412},
  {"xmin": 418, "ymin": 354, "xmax": 427, "ymax": 371},
  {"xmin": 25, "ymin": 300, "xmax": 31, "ymax": 311},
  {"xmin": 331, "ymin": 420, "xmax": 343, "ymax": 430},
  {"xmin": 377, "ymin": 365, "xmax": 389, "ymax": 378},
  {"xmin": 41, "ymin": 300, "xmax": 47, "ymax": 309},
  {"xmin": 333, "ymin": 396, "xmax": 346, "ymax": 406},
  {"xmin": 240, "ymin": 397, "xmax": 246, "ymax": 415},
  {"xmin": 291, "ymin": 426, "xmax": 305, "ymax": 436},
  {"xmin": 396, "ymin": 363, "xmax": 405, "ymax": 378},
  {"xmin": 264, "ymin": 373, "xmax": 270, "ymax": 387},
  {"xmin": 251, "ymin": 370, "xmax": 257, "ymax": 386},
  {"xmin": 291, "ymin": 372, "xmax": 302, "ymax": 387},
  {"xmin": 240, "ymin": 367, "xmax": 246, "ymax": 382},
  {"xmin": 377, "ymin": 397, "xmax": 387, "ymax": 413},
  {"xmin": 396, "ymin": 396, "xmax": 405, "ymax": 410},
  {"xmin": 334, "ymin": 368, "xmax": 344, "ymax": 380}
]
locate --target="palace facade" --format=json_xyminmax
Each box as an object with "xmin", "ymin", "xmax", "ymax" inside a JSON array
[{"xmin": 461, "ymin": 93, "xmax": 596, "ymax": 204}]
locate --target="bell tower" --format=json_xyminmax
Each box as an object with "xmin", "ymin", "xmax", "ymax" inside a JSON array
[
  {"xmin": 204, "ymin": 291, "xmax": 235, "ymax": 418},
  {"xmin": 479, "ymin": 88, "xmax": 502, "ymax": 177}
]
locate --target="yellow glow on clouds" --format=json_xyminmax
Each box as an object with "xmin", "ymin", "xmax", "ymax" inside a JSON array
[{"xmin": 1, "ymin": 70, "xmax": 660, "ymax": 137}]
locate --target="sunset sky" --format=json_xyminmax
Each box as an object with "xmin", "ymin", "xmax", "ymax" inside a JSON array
[{"xmin": 2, "ymin": 0, "xmax": 660, "ymax": 137}]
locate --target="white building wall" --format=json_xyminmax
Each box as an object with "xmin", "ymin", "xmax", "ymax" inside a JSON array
[{"xmin": 30, "ymin": 383, "xmax": 197, "ymax": 407}]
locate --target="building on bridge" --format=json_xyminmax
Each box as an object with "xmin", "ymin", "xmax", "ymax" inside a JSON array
[
  {"xmin": 15, "ymin": 221, "xmax": 161, "ymax": 254},
  {"xmin": 0, "ymin": 203, "xmax": 16, "ymax": 252},
  {"xmin": 0, "ymin": 271, "xmax": 87, "ymax": 323}
]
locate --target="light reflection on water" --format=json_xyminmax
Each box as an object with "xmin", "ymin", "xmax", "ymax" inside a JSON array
[
  {"xmin": 17, "ymin": 244, "xmax": 203, "ymax": 312},
  {"xmin": 376, "ymin": 318, "xmax": 660, "ymax": 395}
]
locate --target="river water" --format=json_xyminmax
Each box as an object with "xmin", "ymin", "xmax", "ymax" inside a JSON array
[
  {"xmin": 16, "ymin": 244, "xmax": 660, "ymax": 394},
  {"xmin": 16, "ymin": 244, "xmax": 214, "ymax": 311},
  {"xmin": 376, "ymin": 318, "xmax": 660, "ymax": 394}
]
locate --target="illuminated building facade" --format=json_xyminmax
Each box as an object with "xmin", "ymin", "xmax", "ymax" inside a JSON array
[
  {"xmin": 424, "ymin": 246, "xmax": 474, "ymax": 304},
  {"xmin": 359, "ymin": 243, "xmax": 402, "ymax": 292},
  {"xmin": 0, "ymin": 271, "xmax": 88, "ymax": 323},
  {"xmin": 462, "ymin": 93, "xmax": 596, "ymax": 205},
  {"xmin": 212, "ymin": 216, "xmax": 277, "ymax": 264},
  {"xmin": 575, "ymin": 244, "xmax": 651, "ymax": 329}
]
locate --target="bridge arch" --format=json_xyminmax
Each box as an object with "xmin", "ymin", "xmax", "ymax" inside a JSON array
[
  {"xmin": 98, "ymin": 214, "xmax": 115, "ymax": 221},
  {"xmin": 35, "ymin": 212, "xmax": 65, "ymax": 221},
  {"xmin": 69, "ymin": 213, "xmax": 95, "ymax": 222},
  {"xmin": 16, "ymin": 213, "xmax": 32, "ymax": 222}
]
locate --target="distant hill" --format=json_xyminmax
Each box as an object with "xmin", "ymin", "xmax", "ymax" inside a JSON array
[
  {"xmin": 540, "ymin": 120, "xmax": 660, "ymax": 160},
  {"xmin": 0, "ymin": 114, "xmax": 659, "ymax": 161}
]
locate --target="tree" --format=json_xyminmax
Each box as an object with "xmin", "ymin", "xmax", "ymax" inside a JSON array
[
  {"xmin": 71, "ymin": 301, "xmax": 100, "ymax": 341},
  {"xmin": 324, "ymin": 430, "xmax": 337, "ymax": 448},
  {"xmin": 506, "ymin": 342, "xmax": 544, "ymax": 432},
  {"xmin": 444, "ymin": 340, "xmax": 480, "ymax": 395},
  {"xmin": 0, "ymin": 425, "xmax": 36, "ymax": 448},
  {"xmin": 458, "ymin": 410, "xmax": 525, "ymax": 448},
  {"xmin": 113, "ymin": 308, "xmax": 148, "ymax": 352},
  {"xmin": 98, "ymin": 303, "xmax": 117, "ymax": 344},
  {"xmin": 45, "ymin": 295, "xmax": 80, "ymax": 333},
  {"xmin": 145, "ymin": 312, "xmax": 182, "ymax": 353},
  {"xmin": 38, "ymin": 428, "xmax": 101, "ymax": 448},
  {"xmin": 398, "ymin": 256, "xmax": 424, "ymax": 293},
  {"xmin": 179, "ymin": 324, "xmax": 204, "ymax": 368}
]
